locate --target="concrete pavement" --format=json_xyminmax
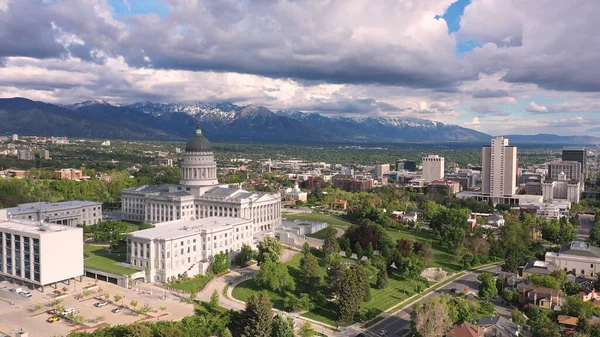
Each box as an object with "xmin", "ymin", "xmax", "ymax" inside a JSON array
[{"xmin": 577, "ymin": 214, "xmax": 594, "ymax": 241}]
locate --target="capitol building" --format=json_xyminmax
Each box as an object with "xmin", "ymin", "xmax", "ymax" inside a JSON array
[{"xmin": 121, "ymin": 125, "xmax": 281, "ymax": 234}]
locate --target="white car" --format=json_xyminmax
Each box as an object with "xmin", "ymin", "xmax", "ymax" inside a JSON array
[
  {"xmin": 378, "ymin": 330, "xmax": 388, "ymax": 336},
  {"xmin": 112, "ymin": 306, "xmax": 126, "ymax": 313},
  {"xmin": 94, "ymin": 301, "xmax": 109, "ymax": 307},
  {"xmin": 19, "ymin": 291, "xmax": 32, "ymax": 298},
  {"xmin": 60, "ymin": 308, "xmax": 76, "ymax": 316}
]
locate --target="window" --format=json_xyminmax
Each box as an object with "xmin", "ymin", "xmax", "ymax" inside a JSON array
[{"xmin": 181, "ymin": 248, "xmax": 184, "ymax": 255}]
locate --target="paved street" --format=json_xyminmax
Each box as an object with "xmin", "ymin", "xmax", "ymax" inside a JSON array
[
  {"xmin": 335, "ymin": 265, "xmax": 502, "ymax": 337},
  {"xmin": 577, "ymin": 214, "xmax": 595, "ymax": 242}
]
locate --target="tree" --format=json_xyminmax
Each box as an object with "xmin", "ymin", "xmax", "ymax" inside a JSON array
[
  {"xmin": 448, "ymin": 297, "xmax": 474, "ymax": 324},
  {"xmin": 338, "ymin": 264, "xmax": 368, "ymax": 322},
  {"xmin": 302, "ymin": 242, "xmax": 311, "ymax": 255},
  {"xmin": 512, "ymin": 308, "xmax": 527, "ymax": 326},
  {"xmin": 103, "ymin": 293, "xmax": 110, "ymax": 301},
  {"xmin": 212, "ymin": 251, "xmax": 230, "ymax": 274},
  {"xmin": 322, "ymin": 226, "xmax": 340, "ymax": 256},
  {"xmin": 242, "ymin": 291, "xmax": 274, "ymax": 337},
  {"xmin": 529, "ymin": 274, "xmax": 561, "ymax": 290},
  {"xmin": 376, "ymin": 266, "xmax": 389, "ymax": 289},
  {"xmin": 477, "ymin": 273, "xmax": 498, "ymax": 300},
  {"xmin": 130, "ymin": 300, "xmax": 139, "ymax": 311},
  {"xmin": 271, "ymin": 314, "xmax": 294, "ymax": 337},
  {"xmin": 255, "ymin": 261, "xmax": 295, "ymax": 293},
  {"xmin": 236, "ymin": 244, "xmax": 255, "ymax": 266},
  {"xmin": 298, "ymin": 321, "xmax": 315, "ymax": 337},
  {"xmin": 209, "ymin": 290, "xmax": 219, "ymax": 310},
  {"xmin": 354, "ymin": 242, "xmax": 363, "ymax": 260},
  {"xmin": 190, "ymin": 288, "xmax": 198, "ymax": 300},
  {"xmin": 381, "ymin": 244, "xmax": 393, "ymax": 266},
  {"xmin": 396, "ymin": 254, "xmax": 425, "ymax": 282},
  {"xmin": 411, "ymin": 296, "xmax": 453, "ymax": 337},
  {"xmin": 365, "ymin": 242, "xmax": 374, "ymax": 259},
  {"xmin": 562, "ymin": 296, "xmax": 596, "ymax": 319},
  {"xmin": 137, "ymin": 304, "xmax": 151, "ymax": 315},
  {"xmin": 113, "ymin": 295, "xmax": 122, "ymax": 306},
  {"xmin": 503, "ymin": 245, "xmax": 526, "ymax": 273},
  {"xmin": 257, "ymin": 237, "xmax": 282, "ymax": 265},
  {"xmin": 299, "ymin": 252, "xmax": 321, "ymax": 286}
]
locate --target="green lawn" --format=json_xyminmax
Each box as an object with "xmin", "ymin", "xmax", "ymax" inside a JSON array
[
  {"xmin": 84, "ymin": 245, "xmax": 140, "ymax": 275},
  {"xmin": 306, "ymin": 227, "xmax": 337, "ymax": 240},
  {"xmin": 233, "ymin": 248, "xmax": 421, "ymax": 326},
  {"xmin": 283, "ymin": 213, "xmax": 355, "ymax": 228},
  {"xmin": 170, "ymin": 275, "xmax": 213, "ymax": 292},
  {"xmin": 385, "ymin": 228, "xmax": 462, "ymax": 272}
]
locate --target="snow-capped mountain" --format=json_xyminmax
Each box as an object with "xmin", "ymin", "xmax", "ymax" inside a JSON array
[
  {"xmin": 62, "ymin": 99, "xmax": 113, "ymax": 110},
  {"xmin": 124, "ymin": 101, "xmax": 239, "ymax": 121}
]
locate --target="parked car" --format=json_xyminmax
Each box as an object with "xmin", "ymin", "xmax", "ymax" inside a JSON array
[
  {"xmin": 94, "ymin": 301, "xmax": 109, "ymax": 307},
  {"xmin": 450, "ymin": 288, "xmax": 457, "ymax": 293},
  {"xmin": 60, "ymin": 308, "xmax": 76, "ymax": 316},
  {"xmin": 20, "ymin": 291, "xmax": 32, "ymax": 298},
  {"xmin": 378, "ymin": 330, "xmax": 388, "ymax": 336},
  {"xmin": 47, "ymin": 316, "xmax": 61, "ymax": 323},
  {"xmin": 10, "ymin": 287, "xmax": 23, "ymax": 294},
  {"xmin": 112, "ymin": 306, "xmax": 126, "ymax": 313}
]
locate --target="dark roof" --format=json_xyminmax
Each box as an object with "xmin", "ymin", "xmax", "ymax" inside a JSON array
[
  {"xmin": 559, "ymin": 241, "xmax": 600, "ymax": 258},
  {"xmin": 478, "ymin": 316, "xmax": 519, "ymax": 336},
  {"xmin": 185, "ymin": 124, "xmax": 212, "ymax": 152},
  {"xmin": 523, "ymin": 261, "xmax": 558, "ymax": 276}
]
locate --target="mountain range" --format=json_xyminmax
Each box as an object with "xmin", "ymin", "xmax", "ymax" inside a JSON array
[{"xmin": 0, "ymin": 97, "xmax": 598, "ymax": 145}]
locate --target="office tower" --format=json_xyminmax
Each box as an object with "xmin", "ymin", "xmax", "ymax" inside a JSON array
[
  {"xmin": 482, "ymin": 137, "xmax": 517, "ymax": 197},
  {"xmin": 422, "ymin": 155, "xmax": 445, "ymax": 183},
  {"xmin": 374, "ymin": 164, "xmax": 390, "ymax": 179},
  {"xmin": 546, "ymin": 161, "xmax": 582, "ymax": 182},
  {"xmin": 562, "ymin": 147, "xmax": 586, "ymax": 178}
]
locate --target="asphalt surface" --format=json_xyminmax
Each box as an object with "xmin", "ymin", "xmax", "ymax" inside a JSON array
[
  {"xmin": 336, "ymin": 265, "xmax": 503, "ymax": 337},
  {"xmin": 577, "ymin": 214, "xmax": 594, "ymax": 242}
]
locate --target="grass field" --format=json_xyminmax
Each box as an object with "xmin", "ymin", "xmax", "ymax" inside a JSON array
[
  {"xmin": 282, "ymin": 213, "xmax": 355, "ymax": 228},
  {"xmin": 232, "ymin": 247, "xmax": 419, "ymax": 326},
  {"xmin": 170, "ymin": 275, "xmax": 213, "ymax": 292},
  {"xmin": 306, "ymin": 227, "xmax": 337, "ymax": 240},
  {"xmin": 83, "ymin": 245, "xmax": 140, "ymax": 275},
  {"xmin": 385, "ymin": 228, "xmax": 462, "ymax": 272}
]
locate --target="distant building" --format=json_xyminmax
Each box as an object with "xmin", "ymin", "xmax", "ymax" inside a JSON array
[
  {"xmin": 126, "ymin": 217, "xmax": 253, "ymax": 283},
  {"xmin": 340, "ymin": 167, "xmax": 355, "ymax": 176},
  {"xmin": 17, "ymin": 150, "xmax": 34, "ymax": 161},
  {"xmin": 542, "ymin": 172, "xmax": 580, "ymax": 203},
  {"xmin": 396, "ymin": 159, "xmax": 417, "ymax": 172},
  {"xmin": 374, "ymin": 164, "xmax": 390, "ymax": 179},
  {"xmin": 0, "ymin": 210, "xmax": 84, "ymax": 291},
  {"xmin": 284, "ymin": 183, "xmax": 308, "ymax": 203},
  {"xmin": 96, "ymin": 172, "xmax": 112, "ymax": 182},
  {"xmin": 522, "ymin": 260, "xmax": 558, "ymax": 278},
  {"xmin": 477, "ymin": 315, "xmax": 520, "ymax": 337},
  {"xmin": 101, "ymin": 140, "xmax": 111, "ymax": 146},
  {"xmin": 50, "ymin": 136, "xmax": 69, "ymax": 144},
  {"xmin": 426, "ymin": 179, "xmax": 460, "ymax": 195},
  {"xmin": 562, "ymin": 147, "xmax": 586, "ymax": 178},
  {"xmin": 7, "ymin": 170, "xmax": 26, "ymax": 179},
  {"xmin": 516, "ymin": 283, "xmax": 564, "ymax": 309},
  {"xmin": 422, "ymin": 155, "xmax": 444, "ymax": 183},
  {"xmin": 151, "ymin": 157, "xmax": 173, "ymax": 167},
  {"xmin": 446, "ymin": 322, "xmax": 484, "ymax": 337},
  {"xmin": 333, "ymin": 175, "xmax": 373, "ymax": 192},
  {"xmin": 39, "ymin": 149, "xmax": 50, "ymax": 160},
  {"xmin": 54, "ymin": 168, "xmax": 83, "ymax": 180},
  {"xmin": 4, "ymin": 201, "xmax": 102, "ymax": 226},
  {"xmin": 545, "ymin": 241, "xmax": 600, "ymax": 277},
  {"xmin": 547, "ymin": 161, "xmax": 582, "ymax": 183},
  {"xmin": 482, "ymin": 137, "xmax": 517, "ymax": 200},
  {"xmin": 525, "ymin": 181, "xmax": 542, "ymax": 195},
  {"xmin": 304, "ymin": 176, "xmax": 326, "ymax": 190},
  {"xmin": 11, "ymin": 134, "xmax": 18, "ymax": 142}
]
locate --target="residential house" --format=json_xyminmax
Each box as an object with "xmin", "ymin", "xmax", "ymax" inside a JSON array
[
  {"xmin": 402, "ymin": 211, "xmax": 419, "ymax": 223},
  {"xmin": 446, "ymin": 322, "xmax": 484, "ymax": 337},
  {"xmin": 557, "ymin": 315, "xmax": 578, "ymax": 328},
  {"xmin": 522, "ymin": 260, "xmax": 558, "ymax": 278},
  {"xmin": 516, "ymin": 283, "xmax": 564, "ymax": 309},
  {"xmin": 477, "ymin": 316, "xmax": 519, "ymax": 337},
  {"xmin": 486, "ymin": 213, "xmax": 505, "ymax": 227}
]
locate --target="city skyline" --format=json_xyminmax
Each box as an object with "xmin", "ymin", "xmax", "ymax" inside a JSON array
[{"xmin": 1, "ymin": 0, "xmax": 599, "ymax": 137}]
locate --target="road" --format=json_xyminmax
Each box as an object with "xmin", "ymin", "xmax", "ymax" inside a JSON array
[
  {"xmin": 577, "ymin": 214, "xmax": 595, "ymax": 242},
  {"xmin": 337, "ymin": 265, "xmax": 502, "ymax": 337}
]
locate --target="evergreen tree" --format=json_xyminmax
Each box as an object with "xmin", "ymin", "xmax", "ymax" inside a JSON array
[
  {"xmin": 298, "ymin": 321, "xmax": 315, "ymax": 337},
  {"xmin": 338, "ymin": 264, "xmax": 369, "ymax": 322},
  {"xmin": 302, "ymin": 242, "xmax": 311, "ymax": 255},
  {"xmin": 381, "ymin": 244, "xmax": 392, "ymax": 266},
  {"xmin": 300, "ymin": 252, "xmax": 321, "ymax": 286},
  {"xmin": 322, "ymin": 226, "xmax": 340, "ymax": 256},
  {"xmin": 209, "ymin": 289, "xmax": 220, "ymax": 310},
  {"xmin": 354, "ymin": 242, "xmax": 363, "ymax": 260},
  {"xmin": 242, "ymin": 291, "xmax": 274, "ymax": 337},
  {"xmin": 478, "ymin": 273, "xmax": 498, "ymax": 299},
  {"xmin": 365, "ymin": 242, "xmax": 374, "ymax": 259},
  {"xmin": 257, "ymin": 237, "xmax": 282, "ymax": 266},
  {"xmin": 376, "ymin": 266, "xmax": 389, "ymax": 289},
  {"xmin": 271, "ymin": 314, "xmax": 294, "ymax": 337}
]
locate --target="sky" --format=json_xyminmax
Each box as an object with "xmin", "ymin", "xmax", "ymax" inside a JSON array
[{"xmin": 1, "ymin": 0, "xmax": 600, "ymax": 137}]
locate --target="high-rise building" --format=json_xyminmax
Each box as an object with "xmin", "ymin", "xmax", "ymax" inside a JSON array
[
  {"xmin": 562, "ymin": 147, "xmax": 586, "ymax": 178},
  {"xmin": 547, "ymin": 161, "xmax": 582, "ymax": 182},
  {"xmin": 482, "ymin": 137, "xmax": 517, "ymax": 198},
  {"xmin": 374, "ymin": 164, "xmax": 390, "ymax": 179},
  {"xmin": 39, "ymin": 149, "xmax": 50, "ymax": 160},
  {"xmin": 422, "ymin": 155, "xmax": 445, "ymax": 183}
]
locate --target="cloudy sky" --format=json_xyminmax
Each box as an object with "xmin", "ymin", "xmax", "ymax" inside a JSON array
[{"xmin": 1, "ymin": 0, "xmax": 599, "ymax": 136}]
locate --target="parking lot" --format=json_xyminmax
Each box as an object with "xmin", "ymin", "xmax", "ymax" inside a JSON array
[{"xmin": 0, "ymin": 278, "xmax": 197, "ymax": 336}]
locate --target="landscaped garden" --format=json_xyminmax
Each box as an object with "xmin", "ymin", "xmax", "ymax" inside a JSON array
[
  {"xmin": 282, "ymin": 212, "xmax": 355, "ymax": 228},
  {"xmin": 306, "ymin": 227, "xmax": 338, "ymax": 240},
  {"xmin": 169, "ymin": 275, "xmax": 213, "ymax": 292},
  {"xmin": 83, "ymin": 245, "xmax": 140, "ymax": 275}
]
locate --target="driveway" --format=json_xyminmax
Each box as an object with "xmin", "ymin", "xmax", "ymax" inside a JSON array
[{"xmin": 577, "ymin": 214, "xmax": 594, "ymax": 241}]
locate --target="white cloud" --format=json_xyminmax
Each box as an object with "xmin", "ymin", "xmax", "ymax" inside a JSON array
[{"xmin": 525, "ymin": 102, "xmax": 548, "ymax": 113}]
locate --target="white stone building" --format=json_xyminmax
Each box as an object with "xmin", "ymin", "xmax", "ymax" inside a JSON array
[
  {"xmin": 422, "ymin": 155, "xmax": 444, "ymax": 183},
  {"xmin": 0, "ymin": 209, "xmax": 83, "ymax": 290},
  {"xmin": 545, "ymin": 241, "xmax": 600, "ymax": 277},
  {"xmin": 4, "ymin": 201, "xmax": 102, "ymax": 226},
  {"xmin": 542, "ymin": 172, "xmax": 581, "ymax": 203},
  {"xmin": 121, "ymin": 125, "xmax": 281, "ymax": 233},
  {"xmin": 374, "ymin": 164, "xmax": 390, "ymax": 179},
  {"xmin": 126, "ymin": 217, "xmax": 253, "ymax": 282}
]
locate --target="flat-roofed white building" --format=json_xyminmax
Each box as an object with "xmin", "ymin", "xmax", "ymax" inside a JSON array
[
  {"xmin": 126, "ymin": 216, "xmax": 253, "ymax": 283},
  {"xmin": 422, "ymin": 155, "xmax": 445, "ymax": 183},
  {"xmin": 546, "ymin": 241, "xmax": 600, "ymax": 277},
  {"xmin": 4, "ymin": 201, "xmax": 102, "ymax": 226},
  {"xmin": 0, "ymin": 209, "xmax": 83, "ymax": 290}
]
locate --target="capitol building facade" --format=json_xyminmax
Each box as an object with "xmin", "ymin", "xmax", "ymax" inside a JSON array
[{"xmin": 121, "ymin": 125, "xmax": 282, "ymax": 234}]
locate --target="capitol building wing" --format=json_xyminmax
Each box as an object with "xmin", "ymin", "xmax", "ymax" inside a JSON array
[{"xmin": 121, "ymin": 124, "xmax": 281, "ymax": 234}]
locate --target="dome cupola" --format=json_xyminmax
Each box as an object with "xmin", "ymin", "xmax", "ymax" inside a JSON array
[{"xmin": 185, "ymin": 124, "xmax": 212, "ymax": 152}]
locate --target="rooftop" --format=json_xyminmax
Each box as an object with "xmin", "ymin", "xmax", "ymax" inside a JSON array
[
  {"xmin": 129, "ymin": 216, "xmax": 252, "ymax": 240},
  {"xmin": 0, "ymin": 218, "xmax": 80, "ymax": 235},
  {"xmin": 6, "ymin": 200, "xmax": 101, "ymax": 215},
  {"xmin": 556, "ymin": 241, "xmax": 600, "ymax": 258}
]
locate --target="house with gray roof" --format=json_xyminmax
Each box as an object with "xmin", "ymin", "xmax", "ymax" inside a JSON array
[
  {"xmin": 545, "ymin": 241, "xmax": 600, "ymax": 278},
  {"xmin": 477, "ymin": 315, "xmax": 519, "ymax": 337}
]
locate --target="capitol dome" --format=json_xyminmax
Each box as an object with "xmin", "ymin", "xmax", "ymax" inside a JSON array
[{"xmin": 185, "ymin": 124, "xmax": 212, "ymax": 152}]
